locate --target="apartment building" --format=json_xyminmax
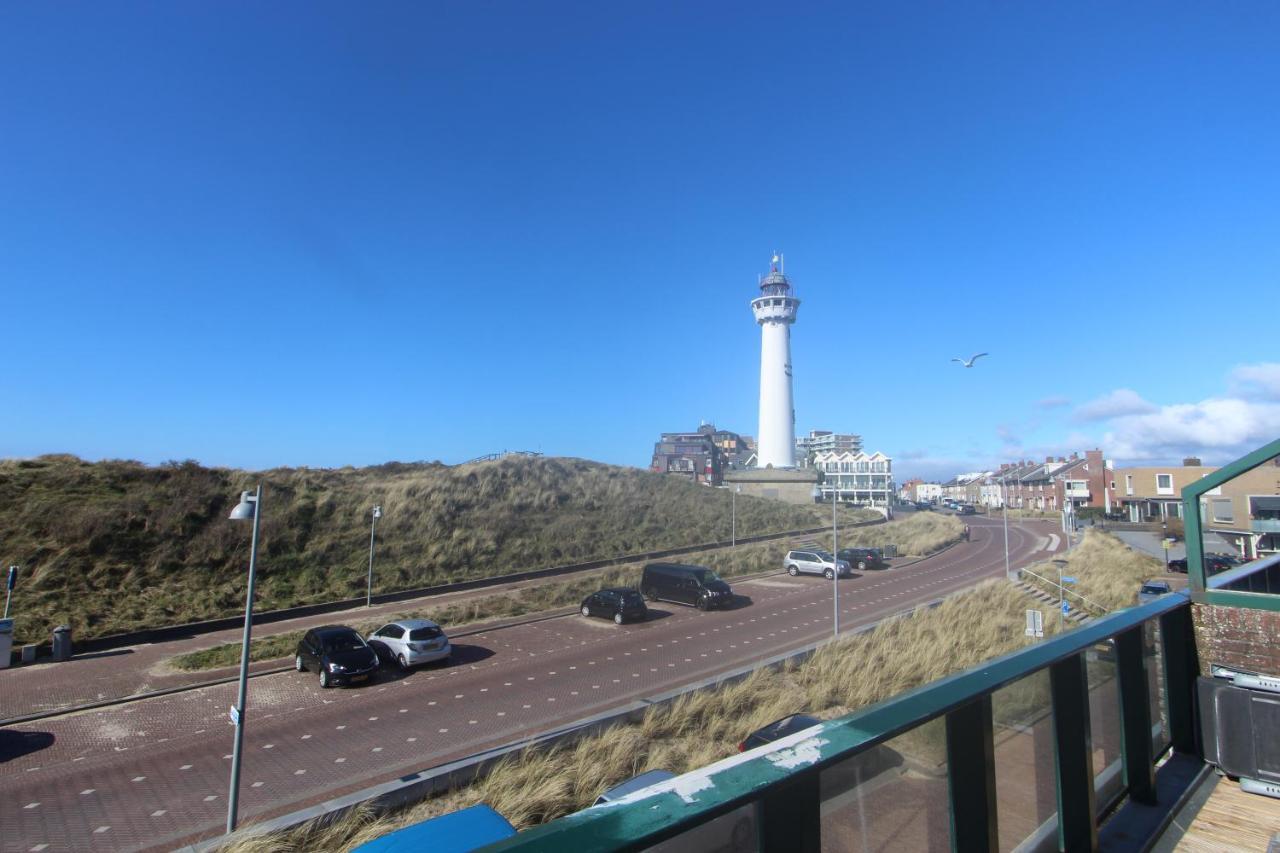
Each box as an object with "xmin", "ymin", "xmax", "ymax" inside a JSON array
[
  {"xmin": 1192, "ymin": 457, "xmax": 1280, "ymax": 560},
  {"xmin": 650, "ymin": 423, "xmax": 753, "ymax": 486},
  {"xmin": 814, "ymin": 450, "xmax": 893, "ymax": 506},
  {"xmin": 796, "ymin": 430, "xmax": 863, "ymax": 467},
  {"xmin": 1111, "ymin": 459, "xmax": 1218, "ymax": 522}
]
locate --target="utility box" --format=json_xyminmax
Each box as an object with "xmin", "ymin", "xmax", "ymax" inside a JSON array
[
  {"xmin": 51, "ymin": 625, "xmax": 72, "ymax": 662},
  {"xmin": 883, "ymin": 544, "xmax": 897, "ymax": 558},
  {"xmin": 0, "ymin": 618, "xmax": 12, "ymax": 670}
]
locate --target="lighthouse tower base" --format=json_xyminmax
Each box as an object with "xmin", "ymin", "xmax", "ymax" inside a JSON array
[{"xmin": 724, "ymin": 468, "xmax": 820, "ymax": 506}]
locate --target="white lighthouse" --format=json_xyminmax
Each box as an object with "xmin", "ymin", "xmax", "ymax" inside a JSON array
[{"xmin": 751, "ymin": 253, "xmax": 800, "ymax": 468}]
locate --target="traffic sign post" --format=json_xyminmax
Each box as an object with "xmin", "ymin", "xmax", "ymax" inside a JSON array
[{"xmin": 1062, "ymin": 602, "xmax": 1070, "ymax": 616}]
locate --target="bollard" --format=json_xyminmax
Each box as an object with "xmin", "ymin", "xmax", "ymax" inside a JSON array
[{"xmin": 52, "ymin": 625, "xmax": 72, "ymax": 662}]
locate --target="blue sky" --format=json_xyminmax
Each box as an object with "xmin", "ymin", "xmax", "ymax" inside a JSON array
[{"xmin": 3, "ymin": 2, "xmax": 1279, "ymax": 480}]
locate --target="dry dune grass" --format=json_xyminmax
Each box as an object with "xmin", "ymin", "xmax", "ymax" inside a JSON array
[
  {"xmin": 1020, "ymin": 530, "xmax": 1164, "ymax": 611},
  {"xmin": 841, "ymin": 512, "xmax": 964, "ymax": 557},
  {"xmin": 0, "ymin": 454, "xmax": 877, "ymax": 645},
  {"xmin": 218, "ymin": 536, "xmax": 1107, "ymax": 853}
]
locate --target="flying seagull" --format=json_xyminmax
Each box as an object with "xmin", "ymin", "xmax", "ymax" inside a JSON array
[{"xmin": 951, "ymin": 352, "xmax": 989, "ymax": 368}]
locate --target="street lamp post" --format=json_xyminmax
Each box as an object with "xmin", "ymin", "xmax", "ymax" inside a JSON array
[
  {"xmin": 226, "ymin": 486, "xmax": 263, "ymax": 834},
  {"xmin": 832, "ymin": 476, "xmax": 840, "ymax": 638},
  {"xmin": 1001, "ymin": 476, "xmax": 1011, "ymax": 580},
  {"xmin": 1052, "ymin": 558, "xmax": 1068, "ymax": 632},
  {"xmin": 366, "ymin": 505, "xmax": 382, "ymax": 608},
  {"xmin": 1162, "ymin": 519, "xmax": 1169, "ymax": 570}
]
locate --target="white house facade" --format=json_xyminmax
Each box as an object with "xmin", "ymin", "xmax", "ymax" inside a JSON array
[{"xmin": 815, "ymin": 450, "xmax": 894, "ymax": 507}]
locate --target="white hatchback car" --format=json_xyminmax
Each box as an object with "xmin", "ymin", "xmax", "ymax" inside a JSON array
[
  {"xmin": 784, "ymin": 549, "xmax": 852, "ymax": 579},
  {"xmin": 367, "ymin": 619, "xmax": 452, "ymax": 669}
]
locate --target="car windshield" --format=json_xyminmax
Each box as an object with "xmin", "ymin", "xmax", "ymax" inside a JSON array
[
  {"xmin": 322, "ymin": 632, "xmax": 366, "ymax": 652},
  {"xmin": 409, "ymin": 626, "xmax": 443, "ymax": 641},
  {"xmin": 1141, "ymin": 584, "xmax": 1167, "ymax": 595}
]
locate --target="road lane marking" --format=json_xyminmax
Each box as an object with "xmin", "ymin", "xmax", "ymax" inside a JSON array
[
  {"xmin": 151, "ymin": 810, "xmax": 167, "ymax": 817},
  {"xmin": 80, "ymin": 789, "xmax": 95, "ymax": 796}
]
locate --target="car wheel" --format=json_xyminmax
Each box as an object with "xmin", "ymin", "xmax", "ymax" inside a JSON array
[
  {"xmin": 787, "ymin": 565, "xmax": 798, "ymax": 576},
  {"xmin": 824, "ymin": 568, "xmax": 834, "ymax": 580},
  {"xmin": 697, "ymin": 597, "xmax": 708, "ymax": 611},
  {"xmin": 294, "ymin": 654, "xmax": 305, "ymax": 672},
  {"xmin": 581, "ymin": 604, "xmax": 591, "ymax": 617},
  {"xmin": 319, "ymin": 668, "xmax": 330, "ymax": 689},
  {"xmin": 857, "ymin": 560, "xmax": 867, "ymax": 571},
  {"xmin": 397, "ymin": 653, "xmax": 409, "ymax": 670},
  {"xmin": 613, "ymin": 612, "xmax": 624, "ymax": 625}
]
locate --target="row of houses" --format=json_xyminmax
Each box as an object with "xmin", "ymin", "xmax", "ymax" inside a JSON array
[{"xmin": 906, "ymin": 450, "xmax": 1280, "ymax": 560}]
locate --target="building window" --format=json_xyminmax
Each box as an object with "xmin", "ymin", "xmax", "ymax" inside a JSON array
[
  {"xmin": 1156, "ymin": 474, "xmax": 1173, "ymax": 495},
  {"xmin": 1125, "ymin": 475, "xmax": 1133, "ymax": 496},
  {"xmin": 1211, "ymin": 499, "xmax": 1234, "ymax": 523}
]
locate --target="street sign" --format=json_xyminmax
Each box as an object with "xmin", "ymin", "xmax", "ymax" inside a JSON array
[
  {"xmin": 229, "ymin": 706, "xmax": 240, "ymax": 725},
  {"xmin": 1025, "ymin": 609, "xmax": 1044, "ymax": 638},
  {"xmin": 1061, "ymin": 602, "xmax": 1070, "ymax": 615},
  {"xmin": 1061, "ymin": 576, "xmax": 1077, "ymax": 584}
]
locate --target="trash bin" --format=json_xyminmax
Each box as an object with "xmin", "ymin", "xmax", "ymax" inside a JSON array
[
  {"xmin": 883, "ymin": 544, "xmax": 897, "ymax": 558},
  {"xmin": 52, "ymin": 625, "xmax": 72, "ymax": 662},
  {"xmin": 0, "ymin": 618, "xmax": 12, "ymax": 670}
]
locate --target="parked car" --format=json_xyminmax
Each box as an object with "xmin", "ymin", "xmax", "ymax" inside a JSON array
[
  {"xmin": 352, "ymin": 803, "xmax": 515, "ymax": 852},
  {"xmin": 591, "ymin": 769, "xmax": 755, "ymax": 851},
  {"xmin": 784, "ymin": 549, "xmax": 852, "ymax": 579},
  {"xmin": 837, "ymin": 547, "xmax": 885, "ymax": 570},
  {"xmin": 367, "ymin": 619, "xmax": 452, "ymax": 669},
  {"xmin": 1138, "ymin": 580, "xmax": 1172, "ymax": 603},
  {"xmin": 581, "ymin": 587, "xmax": 648, "ymax": 624},
  {"xmin": 738, "ymin": 713, "xmax": 823, "ymax": 752},
  {"xmin": 295, "ymin": 625, "xmax": 380, "ymax": 688},
  {"xmin": 641, "ymin": 563, "xmax": 734, "ymax": 610},
  {"xmin": 1167, "ymin": 554, "xmax": 1241, "ymax": 575},
  {"xmin": 957, "ymin": 504, "xmax": 977, "ymax": 515}
]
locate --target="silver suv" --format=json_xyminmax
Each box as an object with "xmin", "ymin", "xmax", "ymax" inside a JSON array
[{"xmin": 784, "ymin": 550, "xmax": 852, "ymax": 579}]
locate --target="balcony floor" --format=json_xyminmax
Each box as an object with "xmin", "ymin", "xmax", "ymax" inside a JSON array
[{"xmin": 1171, "ymin": 773, "xmax": 1280, "ymax": 851}]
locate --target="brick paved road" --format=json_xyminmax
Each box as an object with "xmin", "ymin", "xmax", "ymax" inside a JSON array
[{"xmin": 0, "ymin": 518, "xmax": 1059, "ymax": 852}]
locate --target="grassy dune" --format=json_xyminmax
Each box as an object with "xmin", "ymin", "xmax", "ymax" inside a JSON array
[
  {"xmin": 217, "ymin": 514, "xmax": 1113, "ymax": 853},
  {"xmin": 0, "ymin": 455, "xmax": 872, "ymax": 644},
  {"xmin": 1020, "ymin": 530, "xmax": 1165, "ymax": 611},
  {"xmin": 171, "ymin": 513, "xmax": 958, "ymax": 672}
]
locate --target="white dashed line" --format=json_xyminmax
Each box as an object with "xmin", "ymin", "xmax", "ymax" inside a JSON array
[
  {"xmin": 23, "ymin": 802, "xmax": 39, "ymax": 809},
  {"xmin": 80, "ymin": 789, "xmax": 95, "ymax": 796},
  {"xmin": 151, "ymin": 810, "xmax": 167, "ymax": 817}
]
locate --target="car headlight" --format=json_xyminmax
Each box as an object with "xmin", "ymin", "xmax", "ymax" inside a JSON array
[{"xmin": 328, "ymin": 662, "xmax": 343, "ymax": 672}]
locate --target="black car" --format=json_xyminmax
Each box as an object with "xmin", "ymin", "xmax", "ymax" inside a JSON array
[
  {"xmin": 581, "ymin": 588, "xmax": 648, "ymax": 625},
  {"xmin": 295, "ymin": 625, "xmax": 380, "ymax": 688},
  {"xmin": 738, "ymin": 713, "xmax": 822, "ymax": 752},
  {"xmin": 641, "ymin": 563, "xmax": 733, "ymax": 610},
  {"xmin": 1167, "ymin": 554, "xmax": 1240, "ymax": 575},
  {"xmin": 837, "ymin": 547, "xmax": 886, "ymax": 570}
]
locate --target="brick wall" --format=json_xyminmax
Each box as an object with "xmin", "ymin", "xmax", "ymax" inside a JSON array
[{"xmin": 1192, "ymin": 603, "xmax": 1280, "ymax": 677}]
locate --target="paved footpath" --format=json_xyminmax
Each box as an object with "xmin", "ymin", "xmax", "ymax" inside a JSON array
[{"xmin": 0, "ymin": 518, "xmax": 1061, "ymax": 853}]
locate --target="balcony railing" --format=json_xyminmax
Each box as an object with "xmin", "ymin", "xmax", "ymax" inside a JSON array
[
  {"xmin": 488, "ymin": 591, "xmax": 1196, "ymax": 852},
  {"xmin": 1249, "ymin": 518, "xmax": 1280, "ymax": 534}
]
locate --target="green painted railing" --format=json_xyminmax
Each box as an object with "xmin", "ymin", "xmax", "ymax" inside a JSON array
[
  {"xmin": 483, "ymin": 593, "xmax": 1198, "ymax": 853},
  {"xmin": 1182, "ymin": 436, "xmax": 1280, "ymax": 611}
]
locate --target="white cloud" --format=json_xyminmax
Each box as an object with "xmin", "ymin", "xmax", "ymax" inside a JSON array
[
  {"xmin": 1103, "ymin": 397, "xmax": 1280, "ymax": 462},
  {"xmin": 1073, "ymin": 389, "xmax": 1158, "ymax": 422},
  {"xmin": 1229, "ymin": 362, "xmax": 1280, "ymax": 401},
  {"xmin": 1035, "ymin": 395, "xmax": 1071, "ymax": 409}
]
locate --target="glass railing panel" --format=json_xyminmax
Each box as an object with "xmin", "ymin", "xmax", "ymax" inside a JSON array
[
  {"xmin": 1146, "ymin": 620, "xmax": 1170, "ymax": 754},
  {"xmin": 992, "ymin": 670, "xmax": 1058, "ymax": 853},
  {"xmin": 642, "ymin": 803, "xmax": 757, "ymax": 853},
  {"xmin": 1086, "ymin": 641, "xmax": 1124, "ymax": 815},
  {"xmin": 818, "ymin": 720, "xmax": 949, "ymax": 851}
]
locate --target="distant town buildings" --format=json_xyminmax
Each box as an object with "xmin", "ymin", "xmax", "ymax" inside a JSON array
[
  {"xmin": 796, "ymin": 430, "xmax": 863, "ymax": 467},
  {"xmin": 649, "ymin": 423, "xmax": 753, "ymax": 486},
  {"xmin": 935, "ymin": 449, "xmax": 1280, "ymax": 561},
  {"xmin": 814, "ymin": 450, "xmax": 894, "ymax": 507}
]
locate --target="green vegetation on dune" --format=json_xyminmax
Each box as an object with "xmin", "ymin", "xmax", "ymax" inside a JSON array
[{"xmin": 0, "ymin": 455, "xmax": 873, "ymax": 645}]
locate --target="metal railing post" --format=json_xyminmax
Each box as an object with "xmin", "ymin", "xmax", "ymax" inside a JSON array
[
  {"xmin": 1159, "ymin": 605, "xmax": 1199, "ymax": 754},
  {"xmin": 946, "ymin": 695, "xmax": 998, "ymax": 852},
  {"xmin": 759, "ymin": 771, "xmax": 821, "ymax": 853},
  {"xmin": 1050, "ymin": 653, "xmax": 1097, "ymax": 852},
  {"xmin": 1115, "ymin": 626, "xmax": 1155, "ymax": 804}
]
